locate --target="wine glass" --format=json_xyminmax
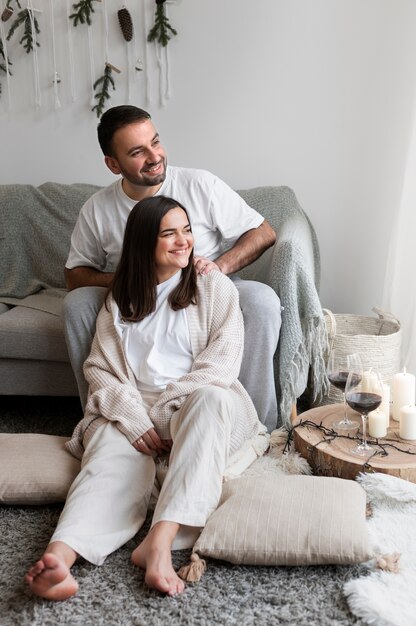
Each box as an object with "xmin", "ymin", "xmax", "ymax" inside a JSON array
[
  {"xmin": 345, "ymin": 367, "xmax": 383, "ymax": 456},
  {"xmin": 327, "ymin": 350, "xmax": 362, "ymax": 431}
]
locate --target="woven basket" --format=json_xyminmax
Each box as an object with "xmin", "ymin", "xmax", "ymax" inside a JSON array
[{"xmin": 322, "ymin": 307, "xmax": 402, "ymax": 405}]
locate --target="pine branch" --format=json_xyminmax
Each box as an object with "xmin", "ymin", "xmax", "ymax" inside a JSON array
[
  {"xmin": 0, "ymin": 46, "xmax": 12, "ymax": 100},
  {"xmin": 92, "ymin": 64, "xmax": 116, "ymax": 118},
  {"xmin": 147, "ymin": 0, "xmax": 177, "ymax": 47},
  {"xmin": 69, "ymin": 0, "xmax": 97, "ymax": 27},
  {"xmin": 0, "ymin": 39, "xmax": 12, "ymax": 70},
  {"xmin": 6, "ymin": 8, "xmax": 40, "ymax": 54}
]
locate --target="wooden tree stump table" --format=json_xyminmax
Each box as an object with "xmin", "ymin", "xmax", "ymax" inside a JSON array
[{"xmin": 293, "ymin": 404, "xmax": 416, "ymax": 483}]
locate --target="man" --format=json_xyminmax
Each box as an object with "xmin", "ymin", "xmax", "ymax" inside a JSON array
[{"xmin": 64, "ymin": 105, "xmax": 281, "ymax": 431}]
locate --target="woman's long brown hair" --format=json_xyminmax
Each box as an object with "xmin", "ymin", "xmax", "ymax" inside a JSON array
[{"xmin": 110, "ymin": 196, "xmax": 197, "ymax": 321}]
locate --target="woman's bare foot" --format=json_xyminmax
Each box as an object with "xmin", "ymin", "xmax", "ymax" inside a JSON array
[
  {"xmin": 25, "ymin": 546, "xmax": 78, "ymax": 601},
  {"xmin": 131, "ymin": 522, "xmax": 184, "ymax": 596}
]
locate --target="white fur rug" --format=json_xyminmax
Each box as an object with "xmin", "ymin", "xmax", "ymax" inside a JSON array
[
  {"xmin": 344, "ymin": 472, "xmax": 416, "ymax": 626},
  {"xmin": 260, "ymin": 429, "xmax": 416, "ymax": 626}
]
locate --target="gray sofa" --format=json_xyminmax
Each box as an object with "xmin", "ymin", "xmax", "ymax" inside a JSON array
[{"xmin": 0, "ymin": 182, "xmax": 327, "ymax": 426}]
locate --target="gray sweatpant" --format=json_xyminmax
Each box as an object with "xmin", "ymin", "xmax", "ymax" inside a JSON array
[{"xmin": 62, "ymin": 277, "xmax": 281, "ymax": 431}]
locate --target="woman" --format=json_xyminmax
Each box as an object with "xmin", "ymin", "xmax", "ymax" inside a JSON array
[{"xmin": 25, "ymin": 196, "xmax": 265, "ymax": 599}]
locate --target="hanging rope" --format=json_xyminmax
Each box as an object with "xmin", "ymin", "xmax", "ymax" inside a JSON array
[
  {"xmin": 27, "ymin": 0, "xmax": 41, "ymax": 109},
  {"xmin": 142, "ymin": 0, "xmax": 150, "ymax": 105},
  {"xmin": 102, "ymin": 0, "xmax": 109, "ymax": 62},
  {"xmin": 48, "ymin": 0, "xmax": 60, "ymax": 109},
  {"xmin": 87, "ymin": 23, "xmax": 95, "ymax": 105},
  {"xmin": 66, "ymin": 0, "xmax": 77, "ymax": 102}
]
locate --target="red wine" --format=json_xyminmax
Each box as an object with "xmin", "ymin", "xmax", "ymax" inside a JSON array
[
  {"xmin": 328, "ymin": 372, "xmax": 361, "ymax": 392},
  {"xmin": 346, "ymin": 392, "xmax": 382, "ymax": 414},
  {"xmin": 328, "ymin": 371, "xmax": 348, "ymax": 391}
]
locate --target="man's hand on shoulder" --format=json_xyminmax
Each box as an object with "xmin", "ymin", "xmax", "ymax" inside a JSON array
[{"xmin": 193, "ymin": 256, "xmax": 222, "ymax": 276}]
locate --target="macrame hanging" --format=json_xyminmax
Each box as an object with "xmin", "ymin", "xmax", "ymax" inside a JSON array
[
  {"xmin": 147, "ymin": 0, "xmax": 177, "ymax": 107},
  {"xmin": 48, "ymin": 0, "xmax": 60, "ymax": 109},
  {"xmin": 27, "ymin": 0, "xmax": 41, "ymax": 107},
  {"xmin": 65, "ymin": 0, "xmax": 77, "ymax": 102},
  {"xmin": 92, "ymin": 0, "xmax": 120, "ymax": 116},
  {"xmin": 69, "ymin": 0, "xmax": 100, "ymax": 108},
  {"xmin": 117, "ymin": 5, "xmax": 134, "ymax": 102},
  {"xmin": 141, "ymin": 0, "xmax": 150, "ymax": 105}
]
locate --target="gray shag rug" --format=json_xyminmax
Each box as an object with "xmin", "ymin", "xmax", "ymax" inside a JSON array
[{"xmin": 1, "ymin": 396, "xmax": 366, "ymax": 626}]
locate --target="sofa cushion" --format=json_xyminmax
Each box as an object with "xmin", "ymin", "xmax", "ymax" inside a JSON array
[{"xmin": 0, "ymin": 306, "xmax": 69, "ymax": 362}]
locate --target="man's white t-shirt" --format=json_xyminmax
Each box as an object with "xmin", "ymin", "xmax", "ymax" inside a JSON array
[{"xmin": 66, "ymin": 166, "xmax": 264, "ymax": 272}]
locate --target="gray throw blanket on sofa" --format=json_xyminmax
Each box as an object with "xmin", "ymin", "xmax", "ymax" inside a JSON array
[
  {"xmin": 237, "ymin": 186, "xmax": 329, "ymax": 425},
  {"xmin": 0, "ymin": 182, "xmax": 328, "ymax": 427}
]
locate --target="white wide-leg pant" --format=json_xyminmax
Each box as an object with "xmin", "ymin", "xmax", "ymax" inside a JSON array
[{"xmin": 51, "ymin": 386, "xmax": 245, "ymax": 565}]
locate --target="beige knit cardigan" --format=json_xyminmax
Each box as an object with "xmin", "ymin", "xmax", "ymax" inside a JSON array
[{"xmin": 66, "ymin": 271, "xmax": 260, "ymax": 459}]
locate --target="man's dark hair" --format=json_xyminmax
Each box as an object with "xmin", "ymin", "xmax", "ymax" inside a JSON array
[
  {"xmin": 111, "ymin": 196, "xmax": 197, "ymax": 322},
  {"xmin": 97, "ymin": 105, "xmax": 151, "ymax": 157}
]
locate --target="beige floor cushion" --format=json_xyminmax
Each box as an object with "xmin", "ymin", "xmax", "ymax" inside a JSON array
[
  {"xmin": 0, "ymin": 434, "xmax": 80, "ymax": 505},
  {"xmin": 191, "ymin": 474, "xmax": 373, "ymax": 567}
]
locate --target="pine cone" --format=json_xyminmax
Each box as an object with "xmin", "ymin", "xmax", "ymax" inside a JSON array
[{"xmin": 118, "ymin": 7, "xmax": 133, "ymax": 42}]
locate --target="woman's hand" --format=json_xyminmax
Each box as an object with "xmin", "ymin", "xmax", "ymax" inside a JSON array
[
  {"xmin": 133, "ymin": 428, "xmax": 172, "ymax": 457},
  {"xmin": 193, "ymin": 255, "xmax": 221, "ymax": 275}
]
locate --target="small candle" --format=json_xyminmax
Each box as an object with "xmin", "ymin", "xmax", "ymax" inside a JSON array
[
  {"xmin": 399, "ymin": 405, "xmax": 416, "ymax": 440},
  {"xmin": 380, "ymin": 383, "xmax": 390, "ymax": 429},
  {"xmin": 368, "ymin": 409, "xmax": 387, "ymax": 439},
  {"xmin": 392, "ymin": 369, "xmax": 415, "ymax": 421}
]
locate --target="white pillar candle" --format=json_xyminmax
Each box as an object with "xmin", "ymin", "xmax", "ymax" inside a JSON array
[
  {"xmin": 399, "ymin": 405, "xmax": 416, "ymax": 440},
  {"xmin": 380, "ymin": 383, "xmax": 391, "ymax": 429},
  {"xmin": 361, "ymin": 370, "xmax": 378, "ymax": 392},
  {"xmin": 392, "ymin": 369, "xmax": 415, "ymax": 421},
  {"xmin": 368, "ymin": 409, "xmax": 387, "ymax": 439}
]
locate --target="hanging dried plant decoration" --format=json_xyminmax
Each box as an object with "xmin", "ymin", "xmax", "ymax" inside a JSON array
[
  {"xmin": 147, "ymin": 0, "xmax": 177, "ymax": 47},
  {"xmin": 0, "ymin": 38, "xmax": 13, "ymax": 98},
  {"xmin": 118, "ymin": 6, "xmax": 133, "ymax": 42},
  {"xmin": 6, "ymin": 8, "xmax": 40, "ymax": 54},
  {"xmin": 69, "ymin": 0, "xmax": 99, "ymax": 27},
  {"xmin": 92, "ymin": 63, "xmax": 119, "ymax": 118}
]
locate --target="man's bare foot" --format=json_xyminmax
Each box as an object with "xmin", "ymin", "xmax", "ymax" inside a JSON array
[
  {"xmin": 132, "ymin": 524, "xmax": 184, "ymax": 596},
  {"xmin": 25, "ymin": 553, "xmax": 79, "ymax": 601}
]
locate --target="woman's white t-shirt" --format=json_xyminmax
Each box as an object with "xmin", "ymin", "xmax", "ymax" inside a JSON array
[{"xmin": 114, "ymin": 271, "xmax": 193, "ymax": 409}]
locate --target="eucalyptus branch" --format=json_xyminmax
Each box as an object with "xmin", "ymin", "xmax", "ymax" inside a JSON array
[
  {"xmin": 6, "ymin": 8, "xmax": 40, "ymax": 54},
  {"xmin": 69, "ymin": 0, "xmax": 97, "ymax": 27},
  {"xmin": 92, "ymin": 64, "xmax": 116, "ymax": 118},
  {"xmin": 147, "ymin": 0, "xmax": 177, "ymax": 47}
]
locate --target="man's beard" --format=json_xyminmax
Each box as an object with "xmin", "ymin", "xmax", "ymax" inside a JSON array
[{"xmin": 123, "ymin": 158, "xmax": 167, "ymax": 187}]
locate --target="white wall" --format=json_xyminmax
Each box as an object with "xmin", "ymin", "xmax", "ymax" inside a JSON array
[{"xmin": 2, "ymin": 0, "xmax": 416, "ymax": 315}]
